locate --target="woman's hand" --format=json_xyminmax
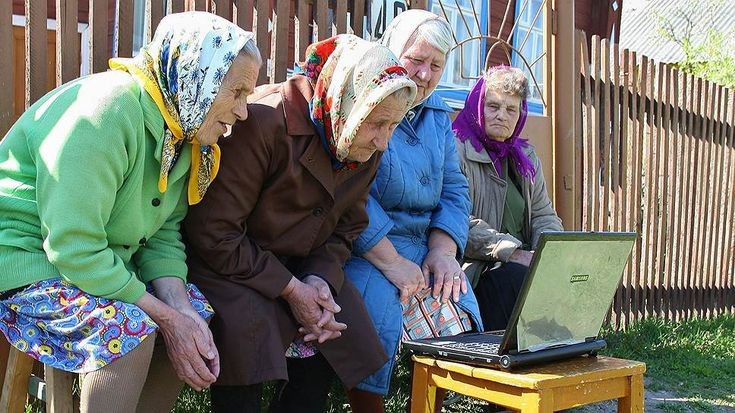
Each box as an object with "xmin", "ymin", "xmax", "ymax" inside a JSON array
[
  {"xmin": 380, "ymin": 255, "xmax": 425, "ymax": 303},
  {"xmin": 136, "ymin": 290, "xmax": 218, "ymax": 391},
  {"xmin": 423, "ymin": 229, "xmax": 467, "ymax": 303},
  {"xmin": 281, "ymin": 277, "xmax": 347, "ymax": 344},
  {"xmin": 363, "ymin": 236, "xmax": 425, "ymax": 303},
  {"xmin": 422, "ymin": 248, "xmax": 467, "ymax": 303}
]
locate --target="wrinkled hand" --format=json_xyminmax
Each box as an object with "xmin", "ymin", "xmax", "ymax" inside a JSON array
[
  {"xmin": 158, "ymin": 310, "xmax": 219, "ymax": 391},
  {"xmin": 284, "ymin": 277, "xmax": 346, "ymax": 344},
  {"xmin": 381, "ymin": 255, "xmax": 425, "ymax": 303},
  {"xmin": 422, "ymin": 248, "xmax": 467, "ymax": 303},
  {"xmin": 300, "ymin": 275, "xmax": 346, "ymax": 343},
  {"xmin": 508, "ymin": 249, "xmax": 534, "ymax": 267}
]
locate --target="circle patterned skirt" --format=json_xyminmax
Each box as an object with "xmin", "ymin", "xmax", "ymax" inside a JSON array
[{"xmin": 0, "ymin": 278, "xmax": 213, "ymax": 373}]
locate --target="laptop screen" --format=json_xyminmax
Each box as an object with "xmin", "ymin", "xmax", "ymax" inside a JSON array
[{"xmin": 513, "ymin": 233, "xmax": 635, "ymax": 352}]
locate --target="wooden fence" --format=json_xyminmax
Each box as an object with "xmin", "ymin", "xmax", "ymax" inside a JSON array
[
  {"xmin": 1, "ymin": 0, "xmax": 424, "ymax": 137},
  {"xmin": 575, "ymin": 30, "xmax": 735, "ymax": 327}
]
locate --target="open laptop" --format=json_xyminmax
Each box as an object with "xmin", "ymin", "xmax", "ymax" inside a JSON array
[{"xmin": 404, "ymin": 231, "xmax": 636, "ymax": 369}]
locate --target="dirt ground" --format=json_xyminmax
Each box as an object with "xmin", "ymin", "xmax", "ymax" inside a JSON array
[{"xmin": 571, "ymin": 378, "xmax": 735, "ymax": 413}]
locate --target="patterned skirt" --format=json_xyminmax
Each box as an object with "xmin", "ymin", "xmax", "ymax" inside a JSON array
[
  {"xmin": 402, "ymin": 288, "xmax": 473, "ymax": 341},
  {"xmin": 0, "ymin": 278, "xmax": 213, "ymax": 373}
]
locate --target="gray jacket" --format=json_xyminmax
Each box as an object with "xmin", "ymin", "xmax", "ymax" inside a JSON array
[{"xmin": 456, "ymin": 138, "xmax": 562, "ymax": 284}]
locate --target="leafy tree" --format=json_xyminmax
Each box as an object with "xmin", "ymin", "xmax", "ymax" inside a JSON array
[{"xmin": 655, "ymin": 0, "xmax": 735, "ymax": 87}]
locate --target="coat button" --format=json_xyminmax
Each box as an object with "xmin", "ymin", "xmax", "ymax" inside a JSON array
[
  {"xmin": 123, "ymin": 245, "xmax": 130, "ymax": 249},
  {"xmin": 407, "ymin": 137, "xmax": 419, "ymax": 146},
  {"xmin": 139, "ymin": 237, "xmax": 147, "ymax": 245},
  {"xmin": 151, "ymin": 198, "xmax": 161, "ymax": 207},
  {"xmin": 420, "ymin": 176, "xmax": 430, "ymax": 185},
  {"xmin": 312, "ymin": 207, "xmax": 324, "ymax": 217}
]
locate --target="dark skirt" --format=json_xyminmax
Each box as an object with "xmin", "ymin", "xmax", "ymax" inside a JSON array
[{"xmin": 473, "ymin": 262, "xmax": 529, "ymax": 331}]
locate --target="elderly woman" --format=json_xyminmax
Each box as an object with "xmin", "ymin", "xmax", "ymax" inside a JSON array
[
  {"xmin": 0, "ymin": 12, "xmax": 260, "ymax": 412},
  {"xmin": 183, "ymin": 34, "xmax": 416, "ymax": 412},
  {"xmin": 343, "ymin": 10, "xmax": 483, "ymax": 411},
  {"xmin": 452, "ymin": 66, "xmax": 563, "ymax": 331}
]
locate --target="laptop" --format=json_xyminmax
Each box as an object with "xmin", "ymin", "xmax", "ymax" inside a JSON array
[{"xmin": 404, "ymin": 231, "xmax": 636, "ymax": 369}]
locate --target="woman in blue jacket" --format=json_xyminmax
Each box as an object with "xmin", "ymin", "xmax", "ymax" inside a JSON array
[{"xmin": 345, "ymin": 10, "xmax": 482, "ymax": 411}]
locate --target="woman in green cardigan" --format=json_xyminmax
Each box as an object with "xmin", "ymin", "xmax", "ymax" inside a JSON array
[{"xmin": 0, "ymin": 12, "xmax": 261, "ymax": 412}]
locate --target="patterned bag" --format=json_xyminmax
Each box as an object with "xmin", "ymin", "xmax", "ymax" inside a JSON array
[{"xmin": 402, "ymin": 289, "xmax": 473, "ymax": 341}]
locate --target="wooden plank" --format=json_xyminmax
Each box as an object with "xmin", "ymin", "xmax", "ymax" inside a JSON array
[
  {"xmin": 26, "ymin": 0, "xmax": 48, "ymax": 107},
  {"xmin": 620, "ymin": 46, "xmax": 632, "ymax": 327},
  {"xmin": 296, "ymin": 0, "xmax": 310, "ymax": 61},
  {"xmin": 591, "ymin": 35, "xmax": 601, "ymax": 232},
  {"xmin": 712, "ymin": 87, "xmax": 729, "ymax": 314},
  {"xmin": 214, "ymin": 0, "xmax": 233, "ymax": 20},
  {"xmin": 658, "ymin": 64, "xmax": 672, "ymax": 320},
  {"xmin": 723, "ymin": 91, "xmax": 735, "ymax": 313},
  {"xmin": 0, "ymin": 349, "xmax": 34, "ymax": 413},
  {"xmin": 273, "ymin": 0, "xmax": 290, "ymax": 82},
  {"xmin": 169, "ymin": 0, "xmax": 185, "ymax": 13},
  {"xmin": 0, "ymin": 339, "xmax": 9, "ymax": 395},
  {"xmin": 352, "ymin": 0, "xmax": 365, "ymax": 38},
  {"xmin": 700, "ymin": 81, "xmax": 716, "ymax": 317},
  {"xmin": 0, "ymin": 0, "xmax": 13, "ymax": 135},
  {"xmin": 580, "ymin": 31, "xmax": 592, "ymax": 231},
  {"xmin": 626, "ymin": 50, "xmax": 641, "ymax": 324},
  {"xmin": 147, "ymin": 0, "xmax": 165, "ymax": 42},
  {"xmin": 256, "ymin": 0, "xmax": 271, "ymax": 84},
  {"xmin": 683, "ymin": 74, "xmax": 699, "ymax": 320},
  {"xmin": 335, "ymin": 0, "xmax": 347, "ymax": 34},
  {"xmin": 633, "ymin": 54, "xmax": 647, "ymax": 322},
  {"xmin": 706, "ymin": 85, "xmax": 722, "ymax": 315},
  {"xmin": 692, "ymin": 79, "xmax": 708, "ymax": 318},
  {"xmin": 669, "ymin": 69, "xmax": 683, "ymax": 320},
  {"xmin": 642, "ymin": 59, "xmax": 657, "ymax": 319},
  {"xmin": 235, "ymin": 0, "xmax": 254, "ymax": 31},
  {"xmin": 116, "ymin": 0, "xmax": 134, "ymax": 57},
  {"xmin": 600, "ymin": 39, "xmax": 611, "ymax": 233},
  {"xmin": 611, "ymin": 42, "xmax": 622, "ymax": 326},
  {"xmin": 719, "ymin": 91, "xmax": 735, "ymax": 313},
  {"xmin": 411, "ymin": 0, "xmax": 428, "ymax": 10},
  {"xmin": 45, "ymin": 366, "xmax": 75, "ymax": 413},
  {"xmin": 316, "ymin": 0, "xmax": 329, "ymax": 40},
  {"xmin": 56, "ymin": 0, "xmax": 80, "ymax": 86},
  {"xmin": 89, "ymin": 0, "xmax": 108, "ymax": 74},
  {"xmin": 649, "ymin": 62, "xmax": 665, "ymax": 317},
  {"xmin": 194, "ymin": 0, "xmax": 207, "ymax": 11}
]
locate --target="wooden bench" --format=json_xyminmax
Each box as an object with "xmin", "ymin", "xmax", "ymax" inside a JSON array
[
  {"xmin": 0, "ymin": 344, "xmax": 77, "ymax": 413},
  {"xmin": 410, "ymin": 355, "xmax": 645, "ymax": 413}
]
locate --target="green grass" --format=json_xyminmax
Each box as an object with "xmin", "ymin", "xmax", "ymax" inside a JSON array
[{"xmin": 598, "ymin": 314, "xmax": 735, "ymax": 412}]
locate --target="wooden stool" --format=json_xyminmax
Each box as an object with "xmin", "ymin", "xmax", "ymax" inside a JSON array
[
  {"xmin": 0, "ymin": 346, "xmax": 76, "ymax": 413},
  {"xmin": 410, "ymin": 355, "xmax": 645, "ymax": 413}
]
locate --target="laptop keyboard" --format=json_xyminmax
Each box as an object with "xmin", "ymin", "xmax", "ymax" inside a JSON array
[{"xmin": 443, "ymin": 341, "xmax": 501, "ymax": 355}]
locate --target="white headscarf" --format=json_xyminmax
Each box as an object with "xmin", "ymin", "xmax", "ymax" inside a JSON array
[{"xmin": 379, "ymin": 10, "xmax": 452, "ymax": 105}]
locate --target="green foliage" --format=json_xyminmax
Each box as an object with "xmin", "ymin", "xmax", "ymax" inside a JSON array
[{"xmin": 655, "ymin": 0, "xmax": 735, "ymax": 87}]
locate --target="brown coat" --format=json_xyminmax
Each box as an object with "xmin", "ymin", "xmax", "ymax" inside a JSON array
[{"xmin": 184, "ymin": 76, "xmax": 388, "ymax": 388}]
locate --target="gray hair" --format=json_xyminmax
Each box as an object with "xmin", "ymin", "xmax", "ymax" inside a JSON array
[
  {"xmin": 239, "ymin": 39, "xmax": 263, "ymax": 66},
  {"xmin": 388, "ymin": 85, "xmax": 415, "ymax": 105},
  {"xmin": 483, "ymin": 66, "xmax": 529, "ymax": 101},
  {"xmin": 406, "ymin": 18, "xmax": 453, "ymax": 56}
]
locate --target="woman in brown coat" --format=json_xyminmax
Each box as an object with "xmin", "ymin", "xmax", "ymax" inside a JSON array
[{"xmin": 183, "ymin": 34, "xmax": 416, "ymax": 412}]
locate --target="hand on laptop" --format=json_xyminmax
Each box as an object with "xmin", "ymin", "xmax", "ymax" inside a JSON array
[{"xmin": 508, "ymin": 249, "xmax": 534, "ymax": 267}]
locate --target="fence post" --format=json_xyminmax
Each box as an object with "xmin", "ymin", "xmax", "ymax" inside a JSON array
[
  {"xmin": 56, "ymin": 0, "xmax": 80, "ymax": 86},
  {"xmin": 0, "ymin": 0, "xmax": 12, "ymax": 136},
  {"xmin": 552, "ymin": 0, "xmax": 580, "ymax": 229}
]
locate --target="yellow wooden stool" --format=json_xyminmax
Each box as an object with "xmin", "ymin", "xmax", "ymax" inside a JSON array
[
  {"xmin": 410, "ymin": 355, "xmax": 645, "ymax": 413},
  {"xmin": 1, "ymin": 346, "xmax": 76, "ymax": 413}
]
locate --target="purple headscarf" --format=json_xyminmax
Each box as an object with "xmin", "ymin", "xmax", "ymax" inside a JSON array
[{"xmin": 452, "ymin": 75, "xmax": 536, "ymax": 180}]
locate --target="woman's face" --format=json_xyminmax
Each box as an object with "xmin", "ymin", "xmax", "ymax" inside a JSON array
[
  {"xmin": 399, "ymin": 36, "xmax": 446, "ymax": 106},
  {"xmin": 483, "ymin": 89, "xmax": 522, "ymax": 142},
  {"xmin": 347, "ymin": 93, "xmax": 407, "ymax": 162},
  {"xmin": 198, "ymin": 53, "xmax": 260, "ymax": 145}
]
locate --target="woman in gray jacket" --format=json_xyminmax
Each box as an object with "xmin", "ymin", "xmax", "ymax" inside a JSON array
[{"xmin": 452, "ymin": 66, "xmax": 562, "ymax": 330}]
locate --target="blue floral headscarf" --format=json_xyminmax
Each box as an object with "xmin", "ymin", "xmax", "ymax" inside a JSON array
[{"xmin": 110, "ymin": 12, "xmax": 255, "ymax": 204}]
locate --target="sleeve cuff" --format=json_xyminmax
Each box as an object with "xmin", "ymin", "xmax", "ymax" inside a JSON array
[
  {"xmin": 353, "ymin": 219, "xmax": 394, "ymax": 256},
  {"xmin": 104, "ymin": 275, "xmax": 147, "ymax": 304},
  {"xmin": 137, "ymin": 258, "xmax": 188, "ymax": 284},
  {"xmin": 495, "ymin": 238, "xmax": 522, "ymax": 263}
]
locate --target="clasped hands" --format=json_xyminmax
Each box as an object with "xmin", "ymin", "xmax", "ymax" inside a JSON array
[{"xmin": 282, "ymin": 275, "xmax": 346, "ymax": 344}]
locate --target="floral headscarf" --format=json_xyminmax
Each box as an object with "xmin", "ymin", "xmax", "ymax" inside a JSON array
[
  {"xmin": 109, "ymin": 12, "xmax": 255, "ymax": 204},
  {"xmin": 379, "ymin": 9, "xmax": 449, "ymax": 106},
  {"xmin": 452, "ymin": 74, "xmax": 536, "ymax": 180},
  {"xmin": 299, "ymin": 34, "xmax": 417, "ymax": 170}
]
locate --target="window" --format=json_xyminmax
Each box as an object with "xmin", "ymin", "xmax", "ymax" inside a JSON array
[
  {"xmin": 430, "ymin": 0, "xmax": 487, "ymax": 107},
  {"xmin": 512, "ymin": 0, "xmax": 545, "ymax": 113}
]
